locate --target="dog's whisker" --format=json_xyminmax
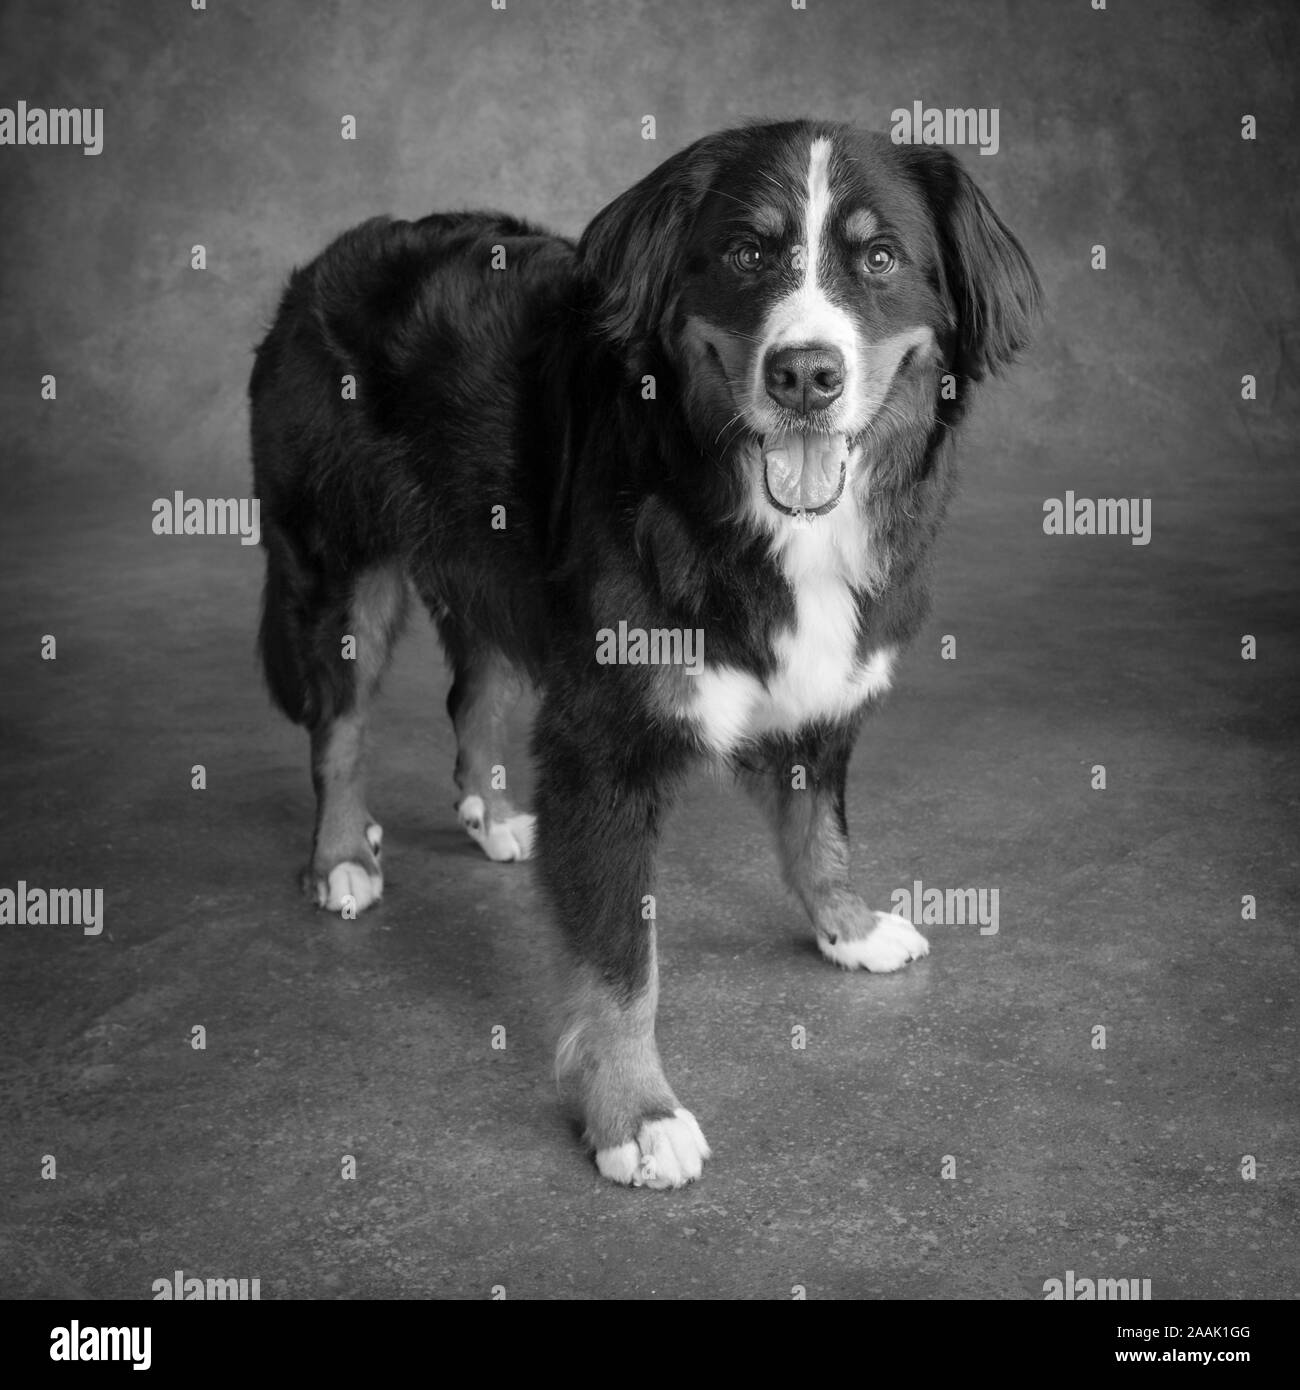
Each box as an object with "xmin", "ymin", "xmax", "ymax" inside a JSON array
[{"xmin": 714, "ymin": 411, "xmax": 746, "ymax": 447}]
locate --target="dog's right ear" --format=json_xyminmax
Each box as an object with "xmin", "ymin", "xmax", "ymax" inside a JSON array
[{"xmin": 578, "ymin": 138, "xmax": 716, "ymax": 347}]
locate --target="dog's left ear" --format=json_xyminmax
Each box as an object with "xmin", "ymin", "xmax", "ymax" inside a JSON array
[
  {"xmin": 578, "ymin": 137, "xmax": 716, "ymax": 347},
  {"xmin": 903, "ymin": 147, "xmax": 1043, "ymax": 381}
]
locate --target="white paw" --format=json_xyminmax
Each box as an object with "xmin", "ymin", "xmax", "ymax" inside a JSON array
[
  {"xmin": 316, "ymin": 861, "xmax": 383, "ymax": 914},
  {"xmin": 457, "ymin": 795, "xmax": 536, "ymax": 862},
  {"xmin": 596, "ymin": 1108, "xmax": 711, "ymax": 1189},
  {"xmin": 818, "ymin": 911, "xmax": 929, "ymax": 972}
]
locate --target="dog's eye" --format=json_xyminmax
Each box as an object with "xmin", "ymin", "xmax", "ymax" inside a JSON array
[
  {"xmin": 732, "ymin": 243, "xmax": 763, "ymax": 272},
  {"xmin": 863, "ymin": 244, "xmax": 896, "ymax": 275}
]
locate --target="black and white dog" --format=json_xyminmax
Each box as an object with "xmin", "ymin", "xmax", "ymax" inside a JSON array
[{"xmin": 250, "ymin": 119, "xmax": 1040, "ymax": 1188}]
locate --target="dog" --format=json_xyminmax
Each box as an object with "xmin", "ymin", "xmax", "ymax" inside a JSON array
[{"xmin": 249, "ymin": 119, "xmax": 1041, "ymax": 1189}]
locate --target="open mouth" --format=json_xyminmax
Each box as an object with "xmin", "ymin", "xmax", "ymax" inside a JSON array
[{"xmin": 761, "ymin": 431, "xmax": 849, "ymax": 516}]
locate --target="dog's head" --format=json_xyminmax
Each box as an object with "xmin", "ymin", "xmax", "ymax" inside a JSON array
[{"xmin": 579, "ymin": 120, "xmax": 1041, "ymax": 518}]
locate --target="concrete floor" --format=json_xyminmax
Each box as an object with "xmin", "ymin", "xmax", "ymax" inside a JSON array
[{"xmin": 0, "ymin": 469, "xmax": 1296, "ymax": 1302}]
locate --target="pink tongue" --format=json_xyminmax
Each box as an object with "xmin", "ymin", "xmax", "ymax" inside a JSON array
[{"xmin": 763, "ymin": 432, "xmax": 848, "ymax": 512}]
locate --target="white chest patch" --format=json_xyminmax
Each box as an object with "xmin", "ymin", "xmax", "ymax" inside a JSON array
[{"xmin": 678, "ymin": 491, "xmax": 895, "ymax": 756}]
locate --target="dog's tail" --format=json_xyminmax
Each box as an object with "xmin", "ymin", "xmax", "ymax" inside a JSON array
[{"xmin": 256, "ymin": 522, "xmax": 322, "ymax": 729}]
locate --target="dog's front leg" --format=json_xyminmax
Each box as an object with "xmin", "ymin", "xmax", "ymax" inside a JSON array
[
  {"xmin": 741, "ymin": 720, "xmax": 930, "ymax": 972},
  {"xmin": 535, "ymin": 698, "xmax": 709, "ymax": 1188}
]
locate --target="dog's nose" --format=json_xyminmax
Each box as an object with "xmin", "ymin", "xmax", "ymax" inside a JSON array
[{"xmin": 764, "ymin": 344, "xmax": 845, "ymax": 413}]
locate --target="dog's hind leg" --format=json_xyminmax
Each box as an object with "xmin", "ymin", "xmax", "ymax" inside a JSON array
[
  {"xmin": 434, "ymin": 618, "xmax": 535, "ymax": 862},
  {"xmin": 300, "ymin": 562, "xmax": 409, "ymax": 913}
]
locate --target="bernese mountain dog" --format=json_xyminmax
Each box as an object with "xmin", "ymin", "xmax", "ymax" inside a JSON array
[{"xmin": 249, "ymin": 118, "xmax": 1041, "ymax": 1188}]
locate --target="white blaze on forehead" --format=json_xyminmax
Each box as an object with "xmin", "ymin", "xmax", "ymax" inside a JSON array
[
  {"xmin": 770, "ymin": 135, "xmax": 846, "ymax": 346},
  {"xmin": 801, "ymin": 135, "xmax": 834, "ymax": 296}
]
